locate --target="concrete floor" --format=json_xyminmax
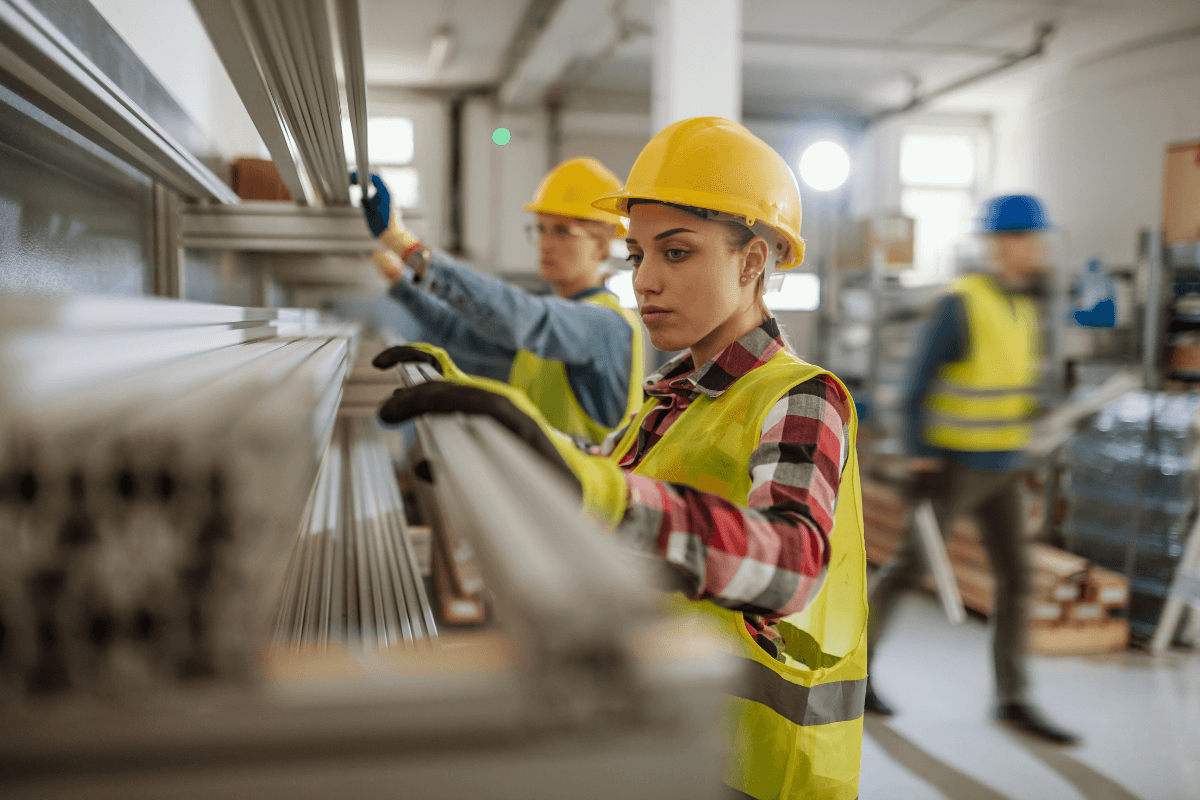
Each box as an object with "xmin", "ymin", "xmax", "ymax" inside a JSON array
[{"xmin": 861, "ymin": 593, "xmax": 1200, "ymax": 800}]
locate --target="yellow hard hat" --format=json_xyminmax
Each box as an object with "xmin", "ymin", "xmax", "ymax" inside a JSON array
[
  {"xmin": 524, "ymin": 157, "xmax": 627, "ymax": 237},
  {"xmin": 592, "ymin": 117, "xmax": 806, "ymax": 268}
]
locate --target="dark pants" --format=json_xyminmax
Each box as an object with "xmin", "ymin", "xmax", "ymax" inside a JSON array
[{"xmin": 867, "ymin": 465, "xmax": 1028, "ymax": 704}]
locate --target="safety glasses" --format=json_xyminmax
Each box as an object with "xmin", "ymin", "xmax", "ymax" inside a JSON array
[{"xmin": 525, "ymin": 221, "xmax": 589, "ymax": 244}]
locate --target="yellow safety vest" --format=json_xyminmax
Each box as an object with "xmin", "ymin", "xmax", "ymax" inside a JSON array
[
  {"xmin": 608, "ymin": 349, "xmax": 867, "ymax": 800},
  {"xmin": 508, "ymin": 290, "xmax": 644, "ymax": 445},
  {"xmin": 924, "ymin": 273, "xmax": 1040, "ymax": 452}
]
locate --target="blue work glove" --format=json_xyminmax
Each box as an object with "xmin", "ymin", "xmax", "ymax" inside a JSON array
[{"xmin": 350, "ymin": 172, "xmax": 391, "ymax": 237}]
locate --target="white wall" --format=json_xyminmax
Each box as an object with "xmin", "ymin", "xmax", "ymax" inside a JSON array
[
  {"xmin": 850, "ymin": 35, "xmax": 1200, "ymax": 274},
  {"xmin": 461, "ymin": 99, "xmax": 548, "ymax": 273},
  {"xmin": 1025, "ymin": 37, "xmax": 1200, "ymax": 268},
  {"xmin": 90, "ymin": 0, "xmax": 266, "ymax": 161},
  {"xmin": 559, "ymin": 109, "xmax": 649, "ymax": 185}
]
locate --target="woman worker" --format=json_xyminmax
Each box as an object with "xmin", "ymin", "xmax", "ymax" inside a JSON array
[
  {"xmin": 354, "ymin": 157, "xmax": 643, "ymax": 445},
  {"xmin": 374, "ymin": 117, "xmax": 867, "ymax": 800}
]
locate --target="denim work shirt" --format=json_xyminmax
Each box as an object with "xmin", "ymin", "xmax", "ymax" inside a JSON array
[{"xmin": 388, "ymin": 249, "xmax": 635, "ymax": 431}]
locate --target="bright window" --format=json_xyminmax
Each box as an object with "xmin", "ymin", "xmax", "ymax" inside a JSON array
[
  {"xmin": 342, "ymin": 117, "xmax": 415, "ymax": 165},
  {"xmin": 378, "ymin": 166, "xmax": 421, "ymax": 209},
  {"xmin": 766, "ymin": 273, "xmax": 820, "ymax": 311},
  {"xmin": 900, "ymin": 134, "xmax": 975, "ymax": 187},
  {"xmin": 900, "ymin": 188, "xmax": 973, "ymax": 284},
  {"xmin": 344, "ymin": 116, "xmax": 420, "ymax": 209},
  {"xmin": 899, "ymin": 132, "xmax": 979, "ymax": 284}
]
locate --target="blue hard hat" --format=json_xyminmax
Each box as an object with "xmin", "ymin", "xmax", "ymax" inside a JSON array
[{"xmin": 980, "ymin": 194, "xmax": 1050, "ymax": 232}]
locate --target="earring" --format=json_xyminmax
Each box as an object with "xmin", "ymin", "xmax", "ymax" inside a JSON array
[{"xmin": 740, "ymin": 277, "xmax": 748, "ymax": 283}]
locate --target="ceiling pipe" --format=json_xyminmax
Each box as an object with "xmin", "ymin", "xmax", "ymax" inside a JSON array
[
  {"xmin": 494, "ymin": 0, "xmax": 566, "ymax": 87},
  {"xmin": 869, "ymin": 21, "xmax": 1056, "ymax": 126},
  {"xmin": 745, "ymin": 31, "xmax": 1012, "ymax": 59}
]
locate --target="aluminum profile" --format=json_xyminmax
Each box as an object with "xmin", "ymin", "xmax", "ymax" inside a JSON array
[
  {"xmin": 192, "ymin": 0, "xmax": 372, "ymax": 207},
  {"xmin": 0, "ymin": 295, "xmax": 357, "ymax": 697}
]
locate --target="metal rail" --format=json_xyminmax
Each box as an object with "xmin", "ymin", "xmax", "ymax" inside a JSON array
[
  {"xmin": 0, "ymin": 322, "xmax": 740, "ymax": 796},
  {"xmin": 180, "ymin": 202, "xmax": 376, "ymax": 252},
  {"xmin": 0, "ymin": 0, "xmax": 237, "ymax": 202}
]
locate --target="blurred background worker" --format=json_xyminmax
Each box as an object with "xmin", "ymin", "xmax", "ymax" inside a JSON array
[
  {"xmin": 354, "ymin": 157, "xmax": 643, "ymax": 445},
  {"xmin": 865, "ymin": 195, "xmax": 1080, "ymax": 745}
]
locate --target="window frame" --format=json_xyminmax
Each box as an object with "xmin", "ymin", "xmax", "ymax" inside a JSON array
[{"xmin": 896, "ymin": 121, "xmax": 992, "ymax": 286}]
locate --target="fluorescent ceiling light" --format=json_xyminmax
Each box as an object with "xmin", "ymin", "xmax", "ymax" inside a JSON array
[{"xmin": 428, "ymin": 26, "xmax": 454, "ymax": 76}]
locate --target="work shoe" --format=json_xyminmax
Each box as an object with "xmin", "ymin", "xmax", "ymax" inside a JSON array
[
  {"xmin": 864, "ymin": 682, "xmax": 895, "ymax": 716},
  {"xmin": 994, "ymin": 702, "xmax": 1080, "ymax": 745}
]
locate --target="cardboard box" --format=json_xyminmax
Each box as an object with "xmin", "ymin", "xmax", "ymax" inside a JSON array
[
  {"xmin": 836, "ymin": 214, "xmax": 914, "ymax": 271},
  {"xmin": 1068, "ymin": 602, "xmax": 1105, "ymax": 623},
  {"xmin": 231, "ymin": 157, "xmax": 293, "ymax": 201},
  {"xmin": 1033, "ymin": 571, "xmax": 1082, "ymax": 602},
  {"xmin": 1030, "ymin": 543, "xmax": 1089, "ymax": 582},
  {"xmin": 1163, "ymin": 140, "xmax": 1200, "ymax": 244}
]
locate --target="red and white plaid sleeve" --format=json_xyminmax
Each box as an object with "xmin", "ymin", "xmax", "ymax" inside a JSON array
[{"xmin": 615, "ymin": 374, "xmax": 851, "ymax": 621}]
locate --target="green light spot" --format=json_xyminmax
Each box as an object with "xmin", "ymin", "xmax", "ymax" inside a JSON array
[{"xmin": 492, "ymin": 127, "xmax": 511, "ymax": 146}]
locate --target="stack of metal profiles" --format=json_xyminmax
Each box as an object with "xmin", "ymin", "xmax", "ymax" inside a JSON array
[
  {"xmin": 0, "ymin": 295, "xmax": 357, "ymax": 697},
  {"xmin": 0, "ymin": 315, "xmax": 741, "ymax": 798},
  {"xmin": 272, "ymin": 413, "xmax": 437, "ymax": 649},
  {"xmin": 192, "ymin": 0, "xmax": 371, "ymax": 207}
]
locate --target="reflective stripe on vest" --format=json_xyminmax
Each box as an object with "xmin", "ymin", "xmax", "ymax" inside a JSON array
[
  {"xmin": 734, "ymin": 659, "xmax": 867, "ymax": 726},
  {"xmin": 507, "ymin": 291, "xmax": 644, "ymax": 445},
  {"xmin": 923, "ymin": 273, "xmax": 1040, "ymax": 452},
  {"xmin": 609, "ymin": 349, "xmax": 867, "ymax": 800}
]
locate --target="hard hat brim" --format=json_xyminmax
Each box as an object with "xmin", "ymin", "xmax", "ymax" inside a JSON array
[
  {"xmin": 524, "ymin": 203, "xmax": 627, "ymax": 238},
  {"xmin": 594, "ymin": 190, "xmax": 805, "ymax": 269}
]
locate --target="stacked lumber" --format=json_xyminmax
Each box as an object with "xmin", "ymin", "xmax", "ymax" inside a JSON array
[
  {"xmin": 411, "ymin": 474, "xmax": 487, "ymax": 626},
  {"xmin": 861, "ymin": 478, "xmax": 1130, "ymax": 655}
]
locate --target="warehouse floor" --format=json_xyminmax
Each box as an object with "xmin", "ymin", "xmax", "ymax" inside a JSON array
[{"xmin": 860, "ymin": 593, "xmax": 1200, "ymax": 800}]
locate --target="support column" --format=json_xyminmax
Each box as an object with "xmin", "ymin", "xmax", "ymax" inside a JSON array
[
  {"xmin": 651, "ymin": 0, "xmax": 742, "ymax": 135},
  {"xmin": 151, "ymin": 183, "xmax": 184, "ymax": 298}
]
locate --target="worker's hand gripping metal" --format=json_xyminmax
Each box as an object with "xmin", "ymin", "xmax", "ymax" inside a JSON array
[
  {"xmin": 373, "ymin": 344, "xmax": 451, "ymax": 377},
  {"xmin": 378, "ymin": 381, "xmax": 582, "ymax": 500},
  {"xmin": 373, "ymin": 343, "xmax": 628, "ymax": 527}
]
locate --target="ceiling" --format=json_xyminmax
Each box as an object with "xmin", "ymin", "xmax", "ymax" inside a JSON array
[{"xmin": 361, "ymin": 0, "xmax": 1200, "ymax": 119}]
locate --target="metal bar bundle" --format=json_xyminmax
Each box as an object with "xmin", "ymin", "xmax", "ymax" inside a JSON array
[
  {"xmin": 0, "ymin": 331, "xmax": 744, "ymax": 796},
  {"xmin": 192, "ymin": 0, "xmax": 371, "ymax": 207},
  {"xmin": 387, "ymin": 361, "xmax": 671, "ymax": 723},
  {"xmin": 272, "ymin": 415, "xmax": 436, "ymax": 648},
  {"xmin": 0, "ymin": 295, "xmax": 357, "ymax": 699}
]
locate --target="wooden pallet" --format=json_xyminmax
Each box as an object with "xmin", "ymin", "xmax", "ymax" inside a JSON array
[{"xmin": 862, "ymin": 478, "xmax": 1131, "ymax": 655}]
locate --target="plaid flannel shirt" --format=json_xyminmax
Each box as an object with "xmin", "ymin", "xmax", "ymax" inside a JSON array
[{"xmin": 603, "ymin": 318, "xmax": 851, "ymax": 652}]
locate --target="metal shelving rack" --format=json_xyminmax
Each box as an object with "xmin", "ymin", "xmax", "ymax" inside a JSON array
[{"xmin": 0, "ymin": 4, "xmax": 741, "ymax": 796}]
